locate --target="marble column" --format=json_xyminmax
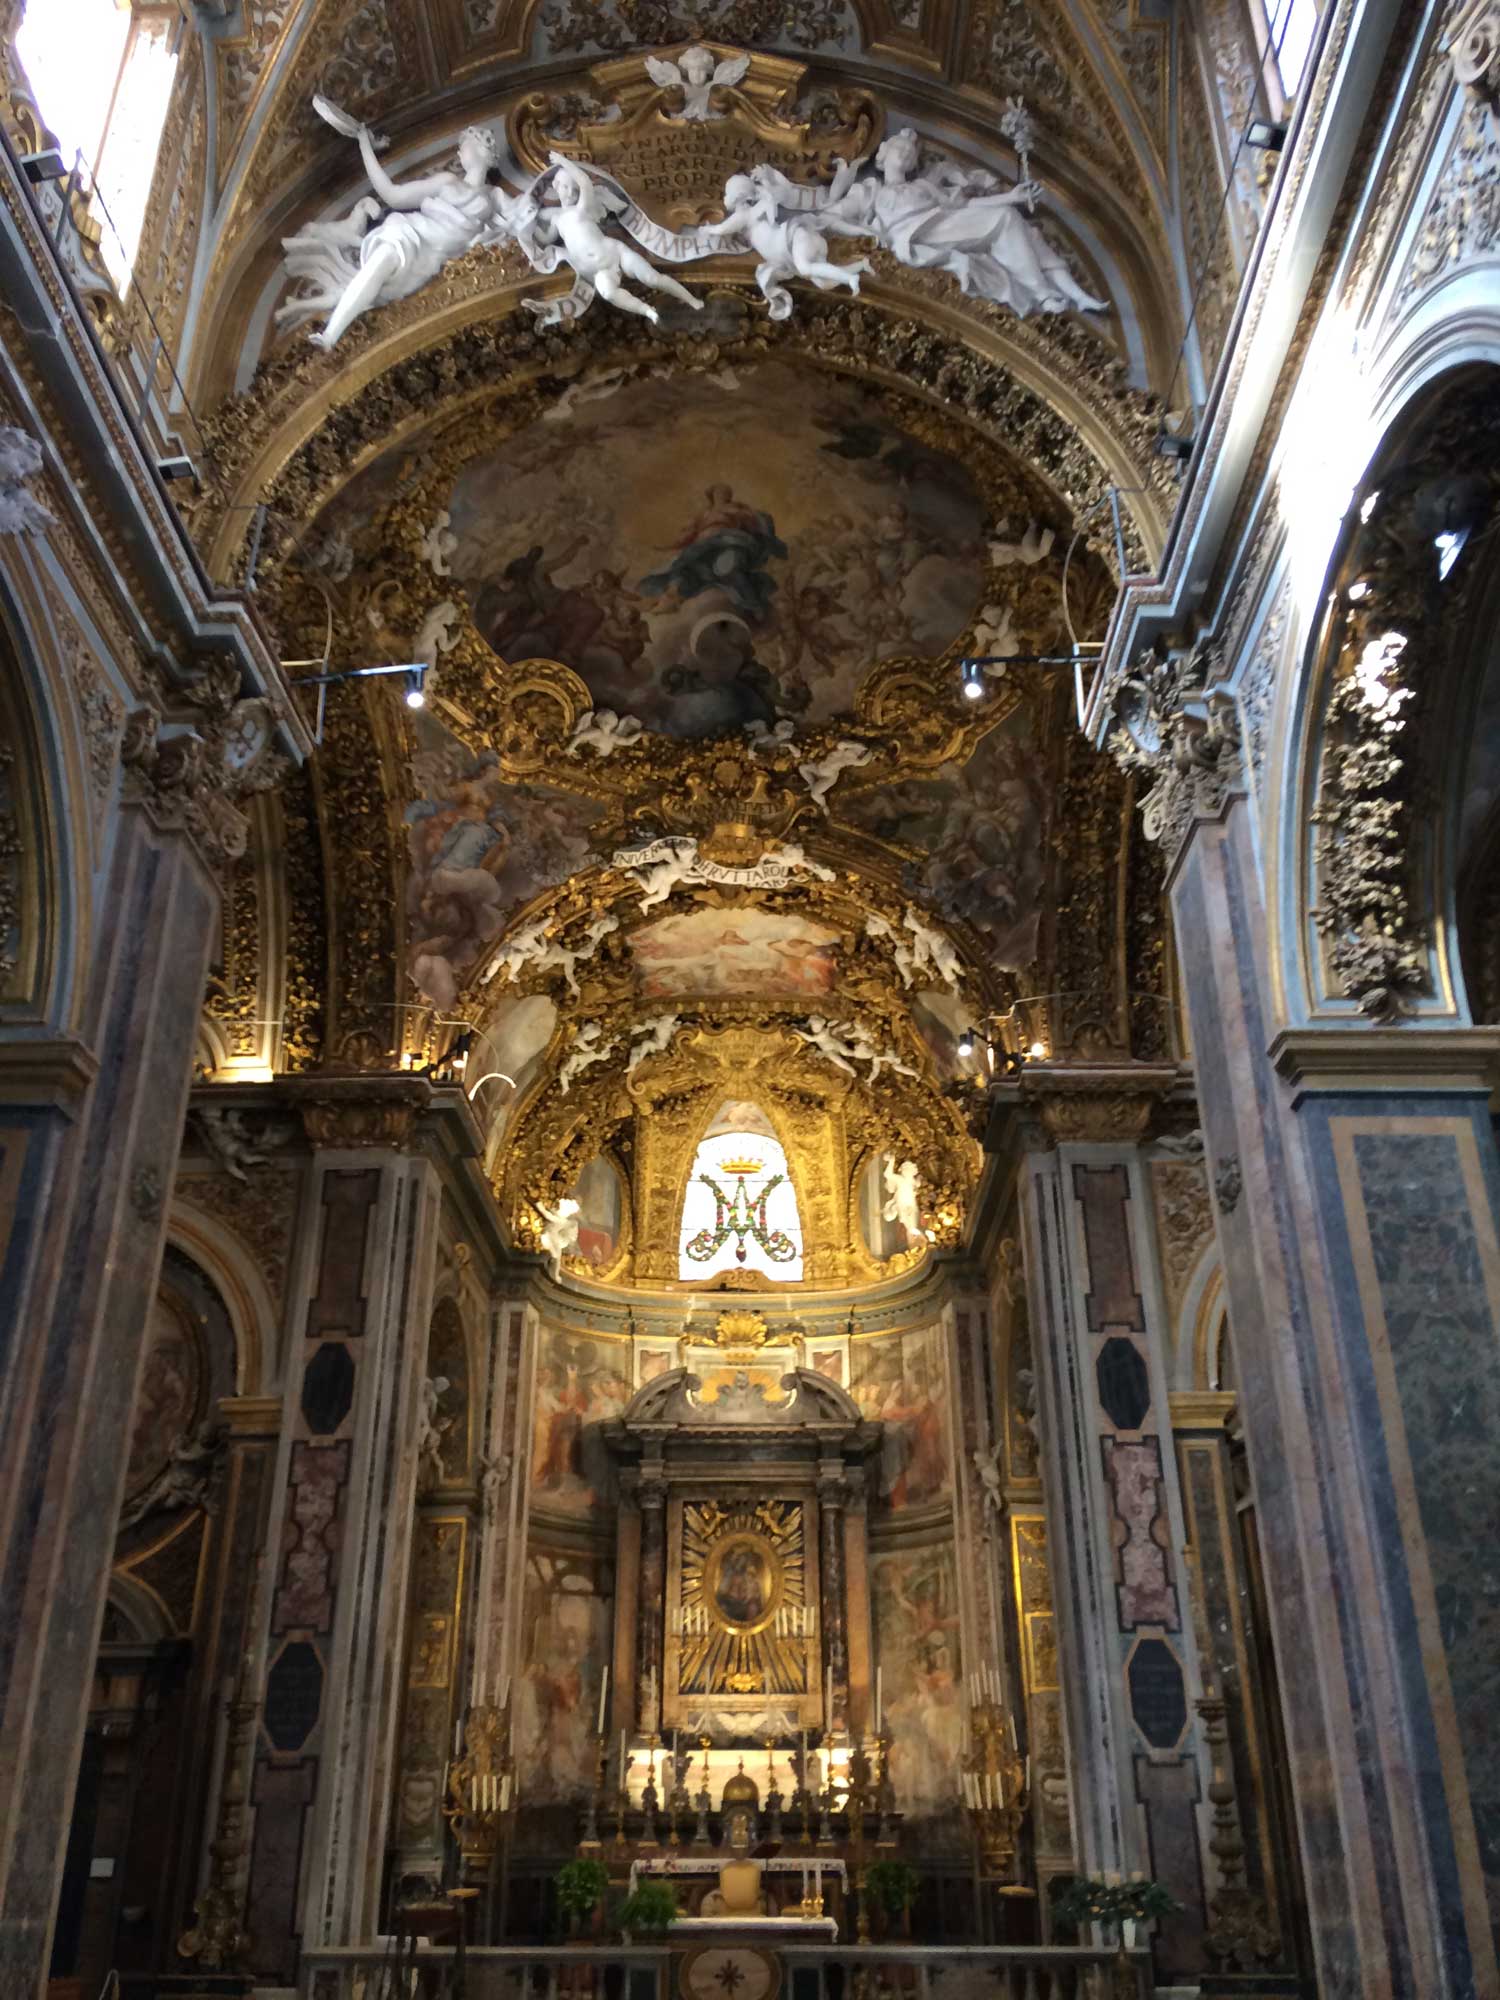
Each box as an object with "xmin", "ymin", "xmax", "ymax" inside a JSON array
[
  {"xmin": 239, "ymin": 1079, "xmax": 469, "ymax": 1983},
  {"xmin": 1020, "ymin": 1086, "xmax": 1212, "ymax": 1975},
  {"xmin": 818, "ymin": 1467, "xmax": 849, "ymax": 1733},
  {"xmin": 0, "ymin": 804, "xmax": 218, "ymax": 1997},
  {"xmin": 637, "ymin": 1471, "xmax": 667, "ymax": 1735},
  {"xmin": 1170, "ymin": 780, "xmax": 1500, "ymax": 2000}
]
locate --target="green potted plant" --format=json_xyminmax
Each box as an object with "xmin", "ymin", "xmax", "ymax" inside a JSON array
[
  {"xmin": 862, "ymin": 1860, "xmax": 921, "ymax": 1938},
  {"xmin": 617, "ymin": 1879, "xmax": 679, "ymax": 1940},
  {"xmin": 1053, "ymin": 1871, "xmax": 1177, "ymax": 1950},
  {"xmin": 555, "ymin": 1857, "xmax": 610, "ymax": 1937}
]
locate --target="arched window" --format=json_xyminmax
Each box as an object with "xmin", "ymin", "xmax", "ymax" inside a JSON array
[
  {"xmin": 678, "ymin": 1128, "xmax": 804, "ymax": 1283},
  {"xmin": 17, "ymin": 0, "xmax": 180, "ymax": 291}
]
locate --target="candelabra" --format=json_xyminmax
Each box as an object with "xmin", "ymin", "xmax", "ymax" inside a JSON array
[
  {"xmin": 445, "ymin": 1697, "xmax": 518, "ymax": 1877},
  {"xmin": 961, "ymin": 1695, "xmax": 1029, "ymax": 1879},
  {"xmin": 178, "ymin": 1633, "xmax": 258, "ymax": 1968}
]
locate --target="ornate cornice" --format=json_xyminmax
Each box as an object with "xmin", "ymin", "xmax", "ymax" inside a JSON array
[{"xmin": 1019, "ymin": 1058, "xmax": 1179, "ymax": 1144}]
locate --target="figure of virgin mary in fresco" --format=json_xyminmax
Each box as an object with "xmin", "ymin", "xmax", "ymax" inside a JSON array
[{"xmin": 640, "ymin": 484, "xmax": 788, "ymax": 624}]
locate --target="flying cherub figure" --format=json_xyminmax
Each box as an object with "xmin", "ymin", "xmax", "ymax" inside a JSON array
[
  {"xmin": 523, "ymin": 158, "xmax": 707, "ymax": 326},
  {"xmin": 645, "ymin": 46, "xmax": 750, "ymax": 121}
]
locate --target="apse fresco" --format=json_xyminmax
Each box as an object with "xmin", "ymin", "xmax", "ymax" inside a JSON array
[
  {"xmin": 851, "ymin": 1322, "xmax": 951, "ymax": 1511},
  {"xmin": 529, "ymin": 1327, "xmax": 631, "ymax": 1514},
  {"xmin": 404, "ymin": 717, "xmax": 603, "ymax": 1008},
  {"xmin": 837, "ymin": 707, "xmax": 1049, "ymax": 967},
  {"xmin": 630, "ymin": 906, "xmax": 840, "ymax": 999},
  {"xmin": 445, "ymin": 361, "xmax": 988, "ymax": 737},
  {"xmin": 870, "ymin": 1543, "xmax": 964, "ymax": 1812},
  {"xmin": 516, "ymin": 1547, "xmax": 613, "ymax": 1802}
]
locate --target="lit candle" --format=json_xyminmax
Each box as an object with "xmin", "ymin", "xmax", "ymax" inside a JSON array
[
  {"xmin": 454, "ymin": 1715, "xmax": 463, "ymax": 1758},
  {"xmin": 619, "ymin": 1727, "xmax": 627, "ymax": 1789},
  {"xmin": 598, "ymin": 1664, "xmax": 610, "ymax": 1734},
  {"xmin": 502, "ymin": 1675, "xmax": 511, "ymax": 1713},
  {"xmin": 825, "ymin": 1665, "xmax": 834, "ymax": 1729},
  {"xmin": 875, "ymin": 1667, "xmax": 883, "ymax": 1734}
]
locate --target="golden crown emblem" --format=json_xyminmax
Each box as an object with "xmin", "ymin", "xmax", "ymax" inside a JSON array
[{"xmin": 720, "ymin": 1155, "xmax": 764, "ymax": 1176}]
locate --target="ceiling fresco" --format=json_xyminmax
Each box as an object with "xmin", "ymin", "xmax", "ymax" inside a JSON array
[
  {"xmin": 168, "ymin": 0, "xmax": 1184, "ymax": 1295},
  {"xmin": 835, "ymin": 703, "xmax": 1049, "ymax": 966},
  {"xmin": 445, "ymin": 361, "xmax": 988, "ymax": 736}
]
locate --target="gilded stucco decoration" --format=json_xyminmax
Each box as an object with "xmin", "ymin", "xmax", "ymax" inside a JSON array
[{"xmin": 1304, "ymin": 372, "xmax": 1499, "ymax": 1021}]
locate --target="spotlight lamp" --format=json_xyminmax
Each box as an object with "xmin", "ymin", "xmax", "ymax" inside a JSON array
[
  {"xmin": 1155, "ymin": 427, "xmax": 1196, "ymax": 464},
  {"xmin": 21, "ymin": 148, "xmax": 68, "ymax": 184},
  {"xmin": 957, "ymin": 1026, "xmax": 976, "ymax": 1058},
  {"xmin": 1245, "ymin": 116, "xmax": 1288, "ymax": 152},
  {"xmin": 960, "ymin": 658, "xmax": 986, "ymax": 701},
  {"xmin": 405, "ymin": 666, "xmax": 428, "ymax": 708}
]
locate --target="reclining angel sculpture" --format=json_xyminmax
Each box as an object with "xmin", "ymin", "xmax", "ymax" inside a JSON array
[
  {"xmin": 752, "ymin": 125, "xmax": 1106, "ymax": 318},
  {"xmin": 277, "ymin": 99, "xmax": 535, "ymax": 348},
  {"xmin": 277, "ymin": 88, "xmax": 1105, "ymax": 346}
]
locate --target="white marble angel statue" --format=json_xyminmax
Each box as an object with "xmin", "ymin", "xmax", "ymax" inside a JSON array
[
  {"xmin": 480, "ymin": 916, "xmax": 551, "ymax": 987},
  {"xmin": 848, "ymin": 1023, "xmax": 919, "ymax": 1082},
  {"xmin": 755, "ymin": 126, "xmax": 1106, "ymax": 319},
  {"xmin": 645, "ymin": 46, "xmax": 750, "ymax": 121},
  {"xmin": 549, "ymin": 914, "xmax": 619, "ymax": 998},
  {"xmin": 902, "ymin": 904, "xmax": 965, "ymax": 989},
  {"xmin": 798, "ymin": 737, "xmax": 872, "ymax": 812},
  {"xmin": 557, "ymin": 1019, "xmax": 617, "ymax": 1094},
  {"xmin": 536, "ymin": 1196, "xmax": 581, "ymax": 1279},
  {"xmin": 794, "ymin": 1015, "xmax": 860, "ymax": 1077},
  {"xmin": 626, "ymin": 838, "xmax": 699, "ymax": 910},
  {"xmin": 277, "ymin": 102, "xmax": 527, "ymax": 348},
  {"xmin": 568, "ymin": 708, "xmax": 645, "ymax": 758},
  {"xmin": 697, "ymin": 167, "xmax": 869, "ymax": 319},
  {"xmin": 627, "ymin": 1011, "xmax": 681, "ymax": 1073},
  {"xmin": 521, "ymin": 157, "xmax": 707, "ymax": 327},
  {"xmin": 864, "ymin": 911, "xmax": 918, "ymax": 988},
  {"xmin": 881, "ymin": 1156, "xmax": 923, "ymax": 1241}
]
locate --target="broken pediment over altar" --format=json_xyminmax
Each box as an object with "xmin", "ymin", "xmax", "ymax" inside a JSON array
[
  {"xmin": 508, "ymin": 43, "xmax": 881, "ymax": 227},
  {"xmin": 606, "ymin": 1308, "xmax": 872, "ymax": 1437}
]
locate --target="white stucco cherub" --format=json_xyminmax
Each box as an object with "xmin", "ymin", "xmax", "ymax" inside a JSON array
[
  {"xmin": 989, "ymin": 519, "xmax": 1056, "ymax": 567},
  {"xmin": 419, "ymin": 510, "xmax": 459, "ymax": 575},
  {"xmin": 794, "ymin": 1015, "xmax": 860, "ymax": 1077},
  {"xmin": 881, "ymin": 1155, "xmax": 923, "ymax": 1241},
  {"xmin": 524, "ymin": 158, "xmax": 706, "ymax": 327},
  {"xmin": 864, "ymin": 912, "xmax": 918, "ymax": 988},
  {"xmin": 797, "ymin": 737, "xmax": 872, "ymax": 812},
  {"xmin": 902, "ymin": 904, "xmax": 965, "ymax": 989},
  {"xmin": 698, "ymin": 169, "xmax": 870, "ymax": 319},
  {"xmin": 549, "ymin": 914, "xmax": 619, "ymax": 998},
  {"xmin": 848, "ymin": 1023, "xmax": 919, "ymax": 1082},
  {"xmin": 536, "ymin": 1196, "xmax": 581, "ymax": 1279},
  {"xmin": 743, "ymin": 718, "xmax": 796, "ymax": 755},
  {"xmin": 627, "ymin": 1011, "xmax": 681, "ymax": 1073},
  {"xmin": 480, "ymin": 917, "xmax": 551, "ymax": 988},
  {"xmin": 558, "ymin": 1019, "xmax": 616, "ymax": 1094},
  {"xmin": 765, "ymin": 839, "xmax": 836, "ymax": 884},
  {"xmin": 568, "ymin": 708, "xmax": 645, "ymax": 758},
  {"xmin": 645, "ymin": 46, "xmax": 750, "ymax": 121},
  {"xmin": 627, "ymin": 838, "xmax": 699, "ymax": 910},
  {"xmin": 413, "ymin": 599, "xmax": 461, "ymax": 695}
]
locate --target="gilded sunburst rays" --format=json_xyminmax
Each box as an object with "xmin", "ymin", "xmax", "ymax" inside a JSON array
[{"xmin": 679, "ymin": 1500, "xmax": 809, "ymax": 1696}]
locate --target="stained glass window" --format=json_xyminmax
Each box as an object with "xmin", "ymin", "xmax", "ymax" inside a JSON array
[{"xmin": 678, "ymin": 1129, "xmax": 804, "ymax": 1282}]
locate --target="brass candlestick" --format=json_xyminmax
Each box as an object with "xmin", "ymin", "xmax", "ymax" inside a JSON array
[
  {"xmin": 962, "ymin": 1695, "xmax": 1029, "ymax": 1879},
  {"xmin": 444, "ymin": 1697, "xmax": 518, "ymax": 1878},
  {"xmin": 179, "ymin": 1559, "xmax": 267, "ymax": 1969}
]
